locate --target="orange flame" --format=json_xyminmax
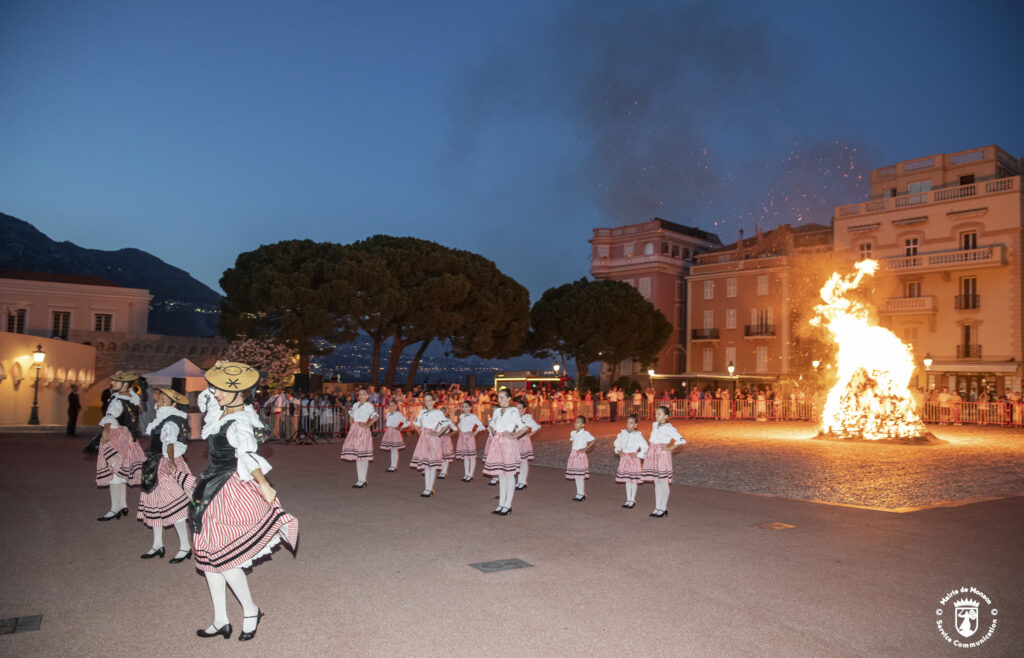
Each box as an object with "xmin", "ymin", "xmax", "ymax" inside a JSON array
[{"xmin": 810, "ymin": 260, "xmax": 927, "ymax": 440}]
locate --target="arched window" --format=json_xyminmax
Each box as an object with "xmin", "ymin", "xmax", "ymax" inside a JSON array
[{"xmin": 643, "ymin": 242, "xmax": 654, "ymax": 256}]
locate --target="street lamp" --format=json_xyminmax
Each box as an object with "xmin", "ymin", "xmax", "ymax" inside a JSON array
[
  {"xmin": 647, "ymin": 368, "xmax": 655, "ymax": 378},
  {"xmin": 923, "ymin": 353, "xmax": 933, "ymax": 371},
  {"xmin": 553, "ymin": 363, "xmax": 560, "ymax": 376},
  {"xmin": 28, "ymin": 344, "xmax": 45, "ymax": 425},
  {"xmin": 727, "ymin": 361, "xmax": 736, "ymax": 398}
]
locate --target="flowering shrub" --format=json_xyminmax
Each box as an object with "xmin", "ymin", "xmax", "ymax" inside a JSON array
[{"xmin": 224, "ymin": 337, "xmax": 297, "ymax": 388}]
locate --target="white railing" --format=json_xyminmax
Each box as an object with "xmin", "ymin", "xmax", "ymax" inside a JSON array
[
  {"xmin": 837, "ymin": 175, "xmax": 1019, "ymax": 218},
  {"xmin": 882, "ymin": 245, "xmax": 1003, "ymax": 272},
  {"xmin": 882, "ymin": 296, "xmax": 935, "ymax": 313},
  {"xmin": 949, "ymin": 148, "xmax": 987, "ymax": 165},
  {"xmin": 903, "ymin": 157, "xmax": 936, "ymax": 172}
]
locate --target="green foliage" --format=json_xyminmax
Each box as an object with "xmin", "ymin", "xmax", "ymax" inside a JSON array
[
  {"xmin": 579, "ymin": 375, "xmax": 600, "ymax": 394},
  {"xmin": 613, "ymin": 376, "xmax": 641, "ymax": 395}
]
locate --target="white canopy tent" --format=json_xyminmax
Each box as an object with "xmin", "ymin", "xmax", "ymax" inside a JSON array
[{"xmin": 143, "ymin": 358, "xmax": 208, "ymax": 392}]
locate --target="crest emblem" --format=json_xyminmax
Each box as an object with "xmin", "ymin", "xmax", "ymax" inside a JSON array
[{"xmin": 953, "ymin": 599, "xmax": 980, "ymax": 638}]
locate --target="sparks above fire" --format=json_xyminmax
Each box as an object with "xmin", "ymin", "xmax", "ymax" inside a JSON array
[{"xmin": 810, "ymin": 259, "xmax": 928, "ymax": 441}]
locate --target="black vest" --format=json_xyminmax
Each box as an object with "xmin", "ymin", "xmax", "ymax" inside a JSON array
[
  {"xmin": 115, "ymin": 397, "xmax": 141, "ymax": 438},
  {"xmin": 188, "ymin": 420, "xmax": 239, "ymax": 535}
]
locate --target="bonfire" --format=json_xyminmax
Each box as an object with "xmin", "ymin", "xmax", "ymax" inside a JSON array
[{"xmin": 810, "ymin": 260, "xmax": 929, "ymax": 441}]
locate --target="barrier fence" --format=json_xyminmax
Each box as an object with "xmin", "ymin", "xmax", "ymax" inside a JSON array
[{"xmin": 254, "ymin": 399, "xmax": 1024, "ymax": 441}]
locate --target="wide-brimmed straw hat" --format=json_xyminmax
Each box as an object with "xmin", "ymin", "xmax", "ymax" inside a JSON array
[
  {"xmin": 110, "ymin": 371, "xmax": 140, "ymax": 382},
  {"xmin": 205, "ymin": 361, "xmax": 259, "ymax": 392},
  {"xmin": 154, "ymin": 386, "xmax": 189, "ymax": 406}
]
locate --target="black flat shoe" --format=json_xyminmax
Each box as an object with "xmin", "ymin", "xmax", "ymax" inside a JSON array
[
  {"xmin": 437, "ymin": 473, "xmax": 447, "ymax": 480},
  {"xmin": 352, "ymin": 482, "xmax": 367, "ymax": 488},
  {"xmin": 385, "ymin": 467, "xmax": 397, "ymax": 472},
  {"xmin": 169, "ymin": 549, "xmax": 192, "ymax": 564},
  {"xmin": 140, "ymin": 547, "xmax": 165, "ymax": 559},
  {"xmin": 420, "ymin": 491, "xmax": 433, "ymax": 497},
  {"xmin": 622, "ymin": 501, "xmax": 635, "ymax": 508},
  {"xmin": 497, "ymin": 507, "xmax": 512, "ymax": 516},
  {"xmin": 196, "ymin": 624, "xmax": 232, "ymax": 639},
  {"xmin": 573, "ymin": 495, "xmax": 586, "ymax": 502},
  {"xmin": 463, "ymin": 476, "xmax": 474, "ymax": 482},
  {"xmin": 97, "ymin": 511, "xmax": 120, "ymax": 522},
  {"xmin": 238, "ymin": 611, "xmax": 263, "ymax": 641}
]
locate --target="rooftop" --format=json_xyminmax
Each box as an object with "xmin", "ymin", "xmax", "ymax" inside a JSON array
[
  {"xmin": 592, "ymin": 217, "xmax": 722, "ymax": 245},
  {"xmin": 0, "ymin": 269, "xmax": 123, "ymax": 288}
]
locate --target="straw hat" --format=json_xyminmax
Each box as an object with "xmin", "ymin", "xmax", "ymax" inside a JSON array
[
  {"xmin": 154, "ymin": 386, "xmax": 189, "ymax": 406},
  {"xmin": 205, "ymin": 361, "xmax": 259, "ymax": 392},
  {"xmin": 110, "ymin": 371, "xmax": 140, "ymax": 382}
]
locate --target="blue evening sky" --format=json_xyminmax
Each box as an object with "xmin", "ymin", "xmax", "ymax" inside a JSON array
[{"xmin": 2, "ymin": 0, "xmax": 1022, "ymax": 299}]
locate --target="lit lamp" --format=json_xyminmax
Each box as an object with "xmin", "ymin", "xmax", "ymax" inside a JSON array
[
  {"xmin": 28, "ymin": 344, "xmax": 45, "ymax": 425},
  {"xmin": 553, "ymin": 363, "xmax": 560, "ymax": 376},
  {"xmin": 647, "ymin": 368, "xmax": 655, "ymax": 378},
  {"xmin": 923, "ymin": 353, "xmax": 933, "ymax": 371},
  {"xmin": 727, "ymin": 361, "xmax": 736, "ymax": 397}
]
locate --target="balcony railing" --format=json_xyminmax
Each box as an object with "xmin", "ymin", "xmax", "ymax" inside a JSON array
[
  {"xmin": 744, "ymin": 324, "xmax": 775, "ymax": 337},
  {"xmin": 881, "ymin": 296, "xmax": 935, "ymax": 313},
  {"xmin": 837, "ymin": 175, "xmax": 1019, "ymax": 218},
  {"xmin": 880, "ymin": 244, "xmax": 1006, "ymax": 274},
  {"xmin": 590, "ymin": 253, "xmax": 688, "ymax": 270},
  {"xmin": 691, "ymin": 328, "xmax": 720, "ymax": 340},
  {"xmin": 957, "ymin": 344, "xmax": 982, "ymax": 359},
  {"xmin": 955, "ymin": 294, "xmax": 980, "ymax": 310}
]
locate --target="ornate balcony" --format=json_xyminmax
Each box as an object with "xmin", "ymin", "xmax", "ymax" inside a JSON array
[
  {"xmin": 954, "ymin": 294, "xmax": 980, "ymax": 310},
  {"xmin": 957, "ymin": 344, "xmax": 982, "ymax": 359},
  {"xmin": 881, "ymin": 296, "xmax": 936, "ymax": 314},
  {"xmin": 744, "ymin": 324, "xmax": 775, "ymax": 337},
  {"xmin": 691, "ymin": 328, "xmax": 720, "ymax": 340},
  {"xmin": 837, "ymin": 174, "xmax": 1019, "ymax": 218},
  {"xmin": 879, "ymin": 244, "xmax": 1006, "ymax": 274}
]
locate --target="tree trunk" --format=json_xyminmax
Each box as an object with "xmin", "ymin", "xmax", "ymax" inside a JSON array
[
  {"xmin": 405, "ymin": 338, "xmax": 432, "ymax": 391},
  {"xmin": 574, "ymin": 358, "xmax": 589, "ymax": 391},
  {"xmin": 298, "ymin": 350, "xmax": 310, "ymax": 375},
  {"xmin": 384, "ymin": 331, "xmax": 407, "ymax": 388},
  {"xmin": 369, "ymin": 333, "xmax": 383, "ymax": 387}
]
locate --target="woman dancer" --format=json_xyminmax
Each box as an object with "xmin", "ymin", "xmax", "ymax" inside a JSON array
[
  {"xmin": 191, "ymin": 361, "xmax": 299, "ymax": 641},
  {"xmin": 137, "ymin": 387, "xmax": 195, "ymax": 562},
  {"xmin": 409, "ymin": 392, "xmax": 453, "ymax": 497},
  {"xmin": 340, "ymin": 389, "xmax": 378, "ymax": 488},
  {"xmin": 96, "ymin": 371, "xmax": 144, "ymax": 521},
  {"xmin": 455, "ymin": 401, "xmax": 484, "ymax": 481},
  {"xmin": 641, "ymin": 405, "xmax": 687, "ymax": 518},
  {"xmin": 380, "ymin": 400, "xmax": 410, "ymax": 472},
  {"xmin": 483, "ymin": 388, "xmax": 522, "ymax": 515},
  {"xmin": 514, "ymin": 400, "xmax": 541, "ymax": 490},
  {"xmin": 613, "ymin": 414, "xmax": 648, "ymax": 509},
  {"xmin": 566, "ymin": 416, "xmax": 597, "ymax": 501}
]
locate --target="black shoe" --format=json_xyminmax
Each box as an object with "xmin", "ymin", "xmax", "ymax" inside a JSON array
[
  {"xmin": 491, "ymin": 507, "xmax": 503, "ymax": 514},
  {"xmin": 197, "ymin": 624, "xmax": 232, "ymax": 639},
  {"xmin": 622, "ymin": 501, "xmax": 635, "ymax": 508},
  {"xmin": 238, "ymin": 611, "xmax": 263, "ymax": 642},
  {"xmin": 97, "ymin": 511, "xmax": 120, "ymax": 522},
  {"xmin": 649, "ymin": 510, "xmax": 658, "ymax": 517},
  {"xmin": 120, "ymin": 507, "xmax": 128, "ymax": 517},
  {"xmin": 515, "ymin": 483, "xmax": 527, "ymax": 490},
  {"xmin": 352, "ymin": 482, "xmax": 367, "ymax": 488},
  {"xmin": 169, "ymin": 549, "xmax": 192, "ymax": 564},
  {"xmin": 140, "ymin": 547, "xmax": 165, "ymax": 559},
  {"xmin": 573, "ymin": 495, "xmax": 586, "ymax": 502},
  {"xmin": 464, "ymin": 476, "xmax": 474, "ymax": 482},
  {"xmin": 420, "ymin": 490, "xmax": 433, "ymax": 498},
  {"xmin": 497, "ymin": 507, "xmax": 511, "ymax": 516}
]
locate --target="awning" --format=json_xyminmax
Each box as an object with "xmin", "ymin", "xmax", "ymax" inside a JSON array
[{"xmin": 143, "ymin": 358, "xmax": 209, "ymax": 392}]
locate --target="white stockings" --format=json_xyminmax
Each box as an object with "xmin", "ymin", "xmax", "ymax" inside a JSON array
[
  {"xmin": 575, "ymin": 476, "xmax": 585, "ymax": 496},
  {"xmin": 355, "ymin": 459, "xmax": 368, "ymax": 483},
  {"xmin": 517, "ymin": 460, "xmax": 529, "ymax": 485},
  {"xmin": 389, "ymin": 449, "xmax": 399, "ymax": 469},
  {"xmin": 204, "ymin": 567, "xmax": 258, "ymax": 633},
  {"xmin": 625, "ymin": 481, "xmax": 638, "ymax": 503},
  {"xmin": 653, "ymin": 480, "xmax": 670, "ymax": 511}
]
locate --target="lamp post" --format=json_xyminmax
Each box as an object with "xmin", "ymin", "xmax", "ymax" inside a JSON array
[
  {"xmin": 923, "ymin": 353, "xmax": 933, "ymax": 371},
  {"xmin": 28, "ymin": 344, "xmax": 45, "ymax": 425},
  {"xmin": 727, "ymin": 361, "xmax": 736, "ymax": 397}
]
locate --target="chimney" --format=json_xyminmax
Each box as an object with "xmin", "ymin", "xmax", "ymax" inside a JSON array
[{"xmin": 737, "ymin": 229, "xmax": 744, "ymax": 259}]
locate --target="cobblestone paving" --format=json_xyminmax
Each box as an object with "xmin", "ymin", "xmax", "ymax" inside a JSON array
[{"xmin": 530, "ymin": 420, "xmax": 1024, "ymax": 510}]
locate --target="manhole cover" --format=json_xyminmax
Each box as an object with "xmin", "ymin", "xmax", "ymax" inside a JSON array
[
  {"xmin": 755, "ymin": 521, "xmax": 796, "ymax": 531},
  {"xmin": 0, "ymin": 615, "xmax": 42, "ymax": 634},
  {"xmin": 470, "ymin": 558, "xmax": 533, "ymax": 573}
]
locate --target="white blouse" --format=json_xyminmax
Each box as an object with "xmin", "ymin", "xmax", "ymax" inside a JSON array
[
  {"xmin": 519, "ymin": 413, "xmax": 541, "ymax": 435},
  {"xmin": 385, "ymin": 411, "xmax": 411, "ymax": 429},
  {"xmin": 144, "ymin": 406, "xmax": 189, "ymax": 458},
  {"xmin": 613, "ymin": 429, "xmax": 648, "ymax": 459},
  {"xmin": 198, "ymin": 388, "xmax": 220, "ymax": 428},
  {"xmin": 201, "ymin": 406, "xmax": 272, "ymax": 481},
  {"xmin": 100, "ymin": 392, "xmax": 141, "ymax": 428},
  {"xmin": 415, "ymin": 408, "xmax": 453, "ymax": 433},
  {"xmin": 488, "ymin": 406, "xmax": 522, "ymax": 434},
  {"xmin": 458, "ymin": 413, "xmax": 484, "ymax": 433},
  {"xmin": 569, "ymin": 428, "xmax": 597, "ymax": 451},
  {"xmin": 349, "ymin": 401, "xmax": 378, "ymax": 424},
  {"xmin": 648, "ymin": 421, "xmax": 686, "ymax": 446}
]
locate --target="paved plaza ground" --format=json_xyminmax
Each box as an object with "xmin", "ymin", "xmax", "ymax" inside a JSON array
[{"xmin": 1, "ymin": 426, "xmax": 1022, "ymax": 656}]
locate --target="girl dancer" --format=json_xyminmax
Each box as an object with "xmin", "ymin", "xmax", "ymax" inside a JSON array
[
  {"xmin": 642, "ymin": 405, "xmax": 687, "ymax": 518},
  {"xmin": 340, "ymin": 389, "xmax": 378, "ymax": 488},
  {"xmin": 191, "ymin": 362, "xmax": 298, "ymax": 641},
  {"xmin": 613, "ymin": 414, "xmax": 648, "ymax": 509},
  {"xmin": 438, "ymin": 407, "xmax": 457, "ymax": 481},
  {"xmin": 409, "ymin": 392, "xmax": 453, "ymax": 497},
  {"xmin": 514, "ymin": 400, "xmax": 541, "ymax": 491},
  {"xmin": 566, "ymin": 415, "xmax": 597, "ymax": 501},
  {"xmin": 483, "ymin": 388, "xmax": 522, "ymax": 515},
  {"xmin": 455, "ymin": 401, "xmax": 484, "ymax": 481},
  {"xmin": 380, "ymin": 400, "xmax": 410, "ymax": 472},
  {"xmin": 96, "ymin": 371, "xmax": 143, "ymax": 521},
  {"xmin": 137, "ymin": 387, "xmax": 195, "ymax": 562}
]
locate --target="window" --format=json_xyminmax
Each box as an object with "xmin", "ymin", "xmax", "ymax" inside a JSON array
[
  {"xmin": 960, "ymin": 231, "xmax": 977, "ymax": 251},
  {"xmin": 621, "ymin": 359, "xmax": 633, "ymax": 375},
  {"xmin": 702, "ymin": 348, "xmax": 713, "ymax": 372},
  {"xmin": 675, "ymin": 281, "xmax": 683, "ymax": 301},
  {"xmin": 52, "ymin": 311, "xmax": 70, "ymax": 339},
  {"xmin": 858, "ymin": 243, "xmax": 872, "ymax": 260},
  {"xmin": 958, "ymin": 277, "xmax": 979, "ymax": 310},
  {"xmin": 726, "ymin": 309, "xmax": 737, "ymax": 329},
  {"xmin": 726, "ymin": 278, "xmax": 737, "ymax": 298},
  {"xmin": 724, "ymin": 346, "xmax": 736, "ymax": 368},
  {"xmin": 95, "ymin": 313, "xmax": 113, "ymax": 332},
  {"xmin": 671, "ymin": 245, "xmax": 679, "ymax": 258},
  {"xmin": 643, "ymin": 242, "xmax": 654, "ymax": 256},
  {"xmin": 637, "ymin": 277, "xmax": 651, "ymax": 299},
  {"xmin": 904, "ymin": 281, "xmax": 922, "ymax": 298},
  {"xmin": 908, "ymin": 181, "xmax": 931, "ymax": 194},
  {"xmin": 703, "ymin": 280, "xmax": 714, "ymax": 300},
  {"xmin": 903, "ymin": 327, "xmax": 918, "ymax": 350},
  {"xmin": 751, "ymin": 308, "xmax": 773, "ymax": 327},
  {"xmin": 904, "ymin": 237, "xmax": 918, "ymax": 257},
  {"xmin": 959, "ymin": 174, "xmax": 975, "ymax": 186},
  {"xmin": 703, "ymin": 310, "xmax": 714, "ymax": 330},
  {"xmin": 756, "ymin": 347, "xmax": 768, "ymax": 373},
  {"xmin": 757, "ymin": 275, "xmax": 769, "ymax": 296},
  {"xmin": 623, "ymin": 243, "xmax": 634, "ymax": 258},
  {"xmin": 596, "ymin": 244, "xmax": 609, "ymax": 259},
  {"xmin": 6, "ymin": 308, "xmax": 26, "ymax": 334},
  {"xmin": 661, "ymin": 242, "xmax": 669, "ymax": 255}
]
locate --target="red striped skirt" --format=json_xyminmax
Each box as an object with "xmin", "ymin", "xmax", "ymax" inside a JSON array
[
  {"xmin": 340, "ymin": 424, "xmax": 374, "ymax": 461},
  {"xmin": 517, "ymin": 435, "xmax": 534, "ymax": 461},
  {"xmin": 193, "ymin": 473, "xmax": 299, "ymax": 573},
  {"xmin": 615, "ymin": 453, "xmax": 644, "ymax": 483},
  {"xmin": 482, "ymin": 432, "xmax": 494, "ymax": 461},
  {"xmin": 566, "ymin": 450, "xmax": 589, "ymax": 479},
  {"xmin": 482, "ymin": 432, "xmax": 520, "ymax": 476},
  {"xmin": 137, "ymin": 458, "xmax": 196, "ymax": 527},
  {"xmin": 455, "ymin": 431, "xmax": 477, "ymax": 458},
  {"xmin": 641, "ymin": 444, "xmax": 673, "ymax": 482},
  {"xmin": 409, "ymin": 429, "xmax": 442, "ymax": 471},
  {"xmin": 441, "ymin": 433, "xmax": 455, "ymax": 462},
  {"xmin": 380, "ymin": 427, "xmax": 406, "ymax": 450},
  {"xmin": 95, "ymin": 427, "xmax": 142, "ymax": 486}
]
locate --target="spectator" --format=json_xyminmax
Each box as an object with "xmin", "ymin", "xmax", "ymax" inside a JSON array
[{"xmin": 67, "ymin": 384, "xmax": 81, "ymax": 436}]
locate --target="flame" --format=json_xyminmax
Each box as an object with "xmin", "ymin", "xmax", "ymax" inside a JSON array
[{"xmin": 810, "ymin": 259, "xmax": 927, "ymax": 440}]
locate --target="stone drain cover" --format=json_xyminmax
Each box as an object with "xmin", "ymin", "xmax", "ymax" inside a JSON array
[
  {"xmin": 755, "ymin": 521, "xmax": 796, "ymax": 531},
  {"xmin": 470, "ymin": 558, "xmax": 533, "ymax": 573},
  {"xmin": 0, "ymin": 615, "xmax": 42, "ymax": 634}
]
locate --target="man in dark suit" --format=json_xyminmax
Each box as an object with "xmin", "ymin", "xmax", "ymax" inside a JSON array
[{"xmin": 67, "ymin": 385, "xmax": 82, "ymax": 436}]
